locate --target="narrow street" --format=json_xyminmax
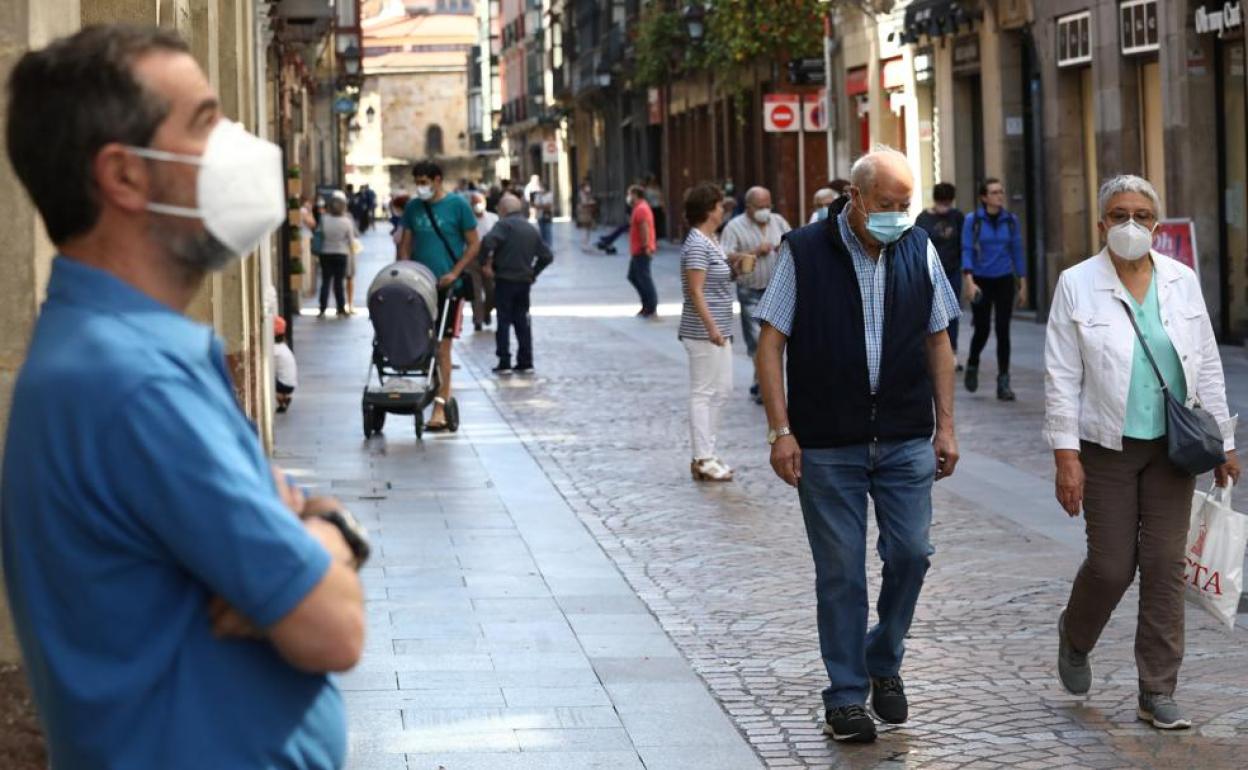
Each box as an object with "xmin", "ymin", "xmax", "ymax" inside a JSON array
[{"xmin": 277, "ymin": 223, "xmax": 1248, "ymax": 770}]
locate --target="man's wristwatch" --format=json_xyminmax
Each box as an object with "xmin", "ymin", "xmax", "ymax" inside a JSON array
[
  {"xmin": 767, "ymin": 426, "xmax": 792, "ymax": 445},
  {"xmin": 307, "ymin": 508, "xmax": 371, "ymax": 570}
]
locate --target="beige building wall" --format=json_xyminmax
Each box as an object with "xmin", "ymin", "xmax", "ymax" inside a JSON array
[
  {"xmin": 0, "ymin": 0, "xmax": 83, "ymax": 667},
  {"xmin": 379, "ymin": 70, "xmax": 469, "ymax": 161}
]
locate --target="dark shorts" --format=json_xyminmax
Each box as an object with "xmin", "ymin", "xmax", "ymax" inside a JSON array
[
  {"xmin": 436, "ymin": 288, "xmax": 464, "ymax": 340},
  {"xmin": 276, "ymin": 381, "xmax": 295, "ymax": 395}
]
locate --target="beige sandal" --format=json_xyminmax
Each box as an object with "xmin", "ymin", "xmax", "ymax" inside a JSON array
[{"xmin": 691, "ymin": 457, "xmax": 733, "ymax": 482}]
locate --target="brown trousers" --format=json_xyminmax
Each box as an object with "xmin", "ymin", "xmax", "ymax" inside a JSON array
[{"xmin": 1064, "ymin": 438, "xmax": 1195, "ymax": 694}]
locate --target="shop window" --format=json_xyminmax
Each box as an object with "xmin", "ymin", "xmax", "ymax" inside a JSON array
[{"xmin": 1057, "ymin": 11, "xmax": 1092, "ymax": 68}]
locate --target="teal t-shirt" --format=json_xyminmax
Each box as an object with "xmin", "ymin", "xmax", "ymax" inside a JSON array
[
  {"xmin": 1123, "ymin": 273, "xmax": 1187, "ymax": 440},
  {"xmin": 401, "ymin": 194, "xmax": 476, "ymax": 286}
]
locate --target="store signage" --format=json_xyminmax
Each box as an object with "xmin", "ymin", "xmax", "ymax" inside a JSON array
[
  {"xmin": 953, "ymin": 36, "xmax": 980, "ymax": 73},
  {"xmin": 1057, "ymin": 10, "xmax": 1092, "ymax": 68},
  {"xmin": 1153, "ymin": 219, "xmax": 1200, "ymax": 276},
  {"xmin": 1121, "ymin": 0, "xmax": 1159, "ymax": 55},
  {"xmin": 764, "ymin": 94, "xmax": 800, "ymax": 133},
  {"xmin": 333, "ymin": 96, "xmax": 357, "ymax": 114},
  {"xmin": 1195, "ymin": 2, "xmax": 1243, "ymax": 37},
  {"xmin": 914, "ymin": 48, "xmax": 934, "ymax": 84}
]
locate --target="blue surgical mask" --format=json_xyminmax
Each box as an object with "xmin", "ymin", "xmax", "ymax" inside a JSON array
[{"xmin": 865, "ymin": 211, "xmax": 913, "ymax": 244}]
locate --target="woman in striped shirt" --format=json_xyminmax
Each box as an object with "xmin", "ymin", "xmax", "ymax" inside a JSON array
[{"xmin": 680, "ymin": 182, "xmax": 736, "ymax": 482}]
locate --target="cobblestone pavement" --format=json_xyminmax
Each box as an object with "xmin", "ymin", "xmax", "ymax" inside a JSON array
[{"xmin": 448, "ymin": 222, "xmax": 1248, "ymax": 769}]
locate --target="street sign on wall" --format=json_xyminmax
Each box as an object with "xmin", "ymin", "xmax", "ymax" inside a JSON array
[
  {"xmin": 1153, "ymin": 219, "xmax": 1200, "ymax": 276},
  {"xmin": 541, "ymin": 139, "xmax": 559, "ymax": 163},
  {"xmin": 764, "ymin": 94, "xmax": 800, "ymax": 133},
  {"xmin": 803, "ymin": 90, "xmax": 827, "ymax": 131}
]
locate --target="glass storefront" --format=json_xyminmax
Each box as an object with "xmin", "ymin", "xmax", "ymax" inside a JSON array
[{"xmin": 1216, "ymin": 31, "xmax": 1248, "ymax": 340}]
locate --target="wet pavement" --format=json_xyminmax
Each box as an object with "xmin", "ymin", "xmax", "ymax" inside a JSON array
[{"xmin": 277, "ymin": 222, "xmax": 1248, "ymax": 769}]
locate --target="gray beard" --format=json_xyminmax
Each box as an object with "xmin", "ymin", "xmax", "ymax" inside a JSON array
[{"xmin": 151, "ymin": 219, "xmax": 237, "ymax": 276}]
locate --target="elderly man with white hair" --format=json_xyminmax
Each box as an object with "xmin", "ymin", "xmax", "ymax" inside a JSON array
[
  {"xmin": 479, "ymin": 193, "xmax": 554, "ymax": 373},
  {"xmin": 467, "ymin": 190, "xmax": 499, "ymax": 330},
  {"xmin": 1045, "ymin": 174, "xmax": 1239, "ymax": 731},
  {"xmin": 755, "ymin": 148, "xmax": 961, "ymax": 743},
  {"xmin": 720, "ymin": 185, "xmax": 791, "ymax": 403}
]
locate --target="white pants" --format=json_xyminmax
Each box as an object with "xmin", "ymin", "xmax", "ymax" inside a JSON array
[{"xmin": 683, "ymin": 338, "xmax": 734, "ymax": 461}]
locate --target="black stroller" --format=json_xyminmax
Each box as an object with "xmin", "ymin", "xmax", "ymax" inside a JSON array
[{"xmin": 361, "ymin": 261, "xmax": 460, "ymax": 439}]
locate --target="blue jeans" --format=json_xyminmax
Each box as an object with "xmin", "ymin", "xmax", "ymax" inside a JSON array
[
  {"xmin": 797, "ymin": 437, "xmax": 936, "ymax": 708},
  {"xmin": 736, "ymin": 286, "xmax": 766, "ymax": 357},
  {"xmin": 539, "ymin": 218, "xmax": 553, "ymax": 246},
  {"xmin": 627, "ymin": 254, "xmax": 658, "ymax": 314}
]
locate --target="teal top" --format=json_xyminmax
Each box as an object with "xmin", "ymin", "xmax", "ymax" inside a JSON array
[
  {"xmin": 401, "ymin": 193, "xmax": 476, "ymax": 290},
  {"xmin": 1123, "ymin": 273, "xmax": 1187, "ymax": 440}
]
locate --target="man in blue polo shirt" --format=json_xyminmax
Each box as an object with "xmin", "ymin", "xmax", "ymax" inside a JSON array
[{"xmin": 2, "ymin": 26, "xmax": 367, "ymax": 769}]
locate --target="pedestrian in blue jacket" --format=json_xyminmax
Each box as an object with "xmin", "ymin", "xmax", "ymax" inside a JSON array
[{"xmin": 961, "ymin": 177, "xmax": 1026, "ymax": 401}]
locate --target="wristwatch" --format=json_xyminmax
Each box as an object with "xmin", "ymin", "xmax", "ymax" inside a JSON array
[
  {"xmin": 767, "ymin": 426, "xmax": 792, "ymax": 445},
  {"xmin": 307, "ymin": 508, "xmax": 371, "ymax": 570}
]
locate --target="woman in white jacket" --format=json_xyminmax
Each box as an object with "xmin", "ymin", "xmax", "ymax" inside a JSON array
[{"xmin": 1044, "ymin": 175, "xmax": 1240, "ymax": 730}]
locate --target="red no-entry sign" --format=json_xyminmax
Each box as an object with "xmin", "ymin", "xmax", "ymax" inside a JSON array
[{"xmin": 764, "ymin": 94, "xmax": 800, "ymax": 133}]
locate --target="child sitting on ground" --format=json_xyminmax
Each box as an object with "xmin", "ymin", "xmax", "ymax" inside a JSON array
[{"xmin": 273, "ymin": 315, "xmax": 297, "ymax": 413}]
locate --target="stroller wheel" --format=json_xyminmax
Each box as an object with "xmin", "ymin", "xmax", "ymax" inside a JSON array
[
  {"xmin": 362, "ymin": 404, "xmax": 375, "ymax": 439},
  {"xmin": 445, "ymin": 397, "xmax": 460, "ymax": 433},
  {"xmin": 372, "ymin": 408, "xmax": 386, "ymax": 434}
]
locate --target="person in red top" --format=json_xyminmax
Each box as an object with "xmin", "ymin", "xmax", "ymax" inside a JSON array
[{"xmin": 627, "ymin": 183, "xmax": 659, "ymax": 317}]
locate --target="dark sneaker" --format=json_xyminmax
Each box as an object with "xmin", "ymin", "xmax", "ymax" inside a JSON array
[
  {"xmin": 997, "ymin": 373, "xmax": 1016, "ymax": 401},
  {"xmin": 749, "ymin": 383, "xmax": 760, "ymax": 397},
  {"xmin": 514, "ymin": 364, "xmax": 534, "ymax": 374},
  {"xmin": 1058, "ymin": 610, "xmax": 1091, "ymax": 695},
  {"xmin": 823, "ymin": 705, "xmax": 877, "ymax": 743},
  {"xmin": 870, "ymin": 676, "xmax": 908, "ymax": 724},
  {"xmin": 964, "ymin": 364, "xmax": 979, "ymax": 393},
  {"xmin": 492, "ymin": 361, "xmax": 513, "ymax": 374},
  {"xmin": 1138, "ymin": 692, "xmax": 1191, "ymax": 730}
]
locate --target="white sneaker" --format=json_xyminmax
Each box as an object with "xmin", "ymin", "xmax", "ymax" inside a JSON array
[{"xmin": 691, "ymin": 457, "xmax": 733, "ymax": 482}]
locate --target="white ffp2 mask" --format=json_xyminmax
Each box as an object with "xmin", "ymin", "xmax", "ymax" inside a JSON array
[
  {"xmin": 1107, "ymin": 220, "xmax": 1154, "ymax": 261},
  {"xmin": 128, "ymin": 120, "xmax": 285, "ymax": 256}
]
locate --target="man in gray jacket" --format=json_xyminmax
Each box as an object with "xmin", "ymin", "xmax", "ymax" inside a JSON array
[{"xmin": 480, "ymin": 194, "xmax": 554, "ymax": 373}]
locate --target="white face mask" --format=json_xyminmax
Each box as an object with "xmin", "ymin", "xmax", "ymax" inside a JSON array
[
  {"xmin": 1106, "ymin": 219, "xmax": 1154, "ymax": 261},
  {"xmin": 414, "ymin": 185, "xmax": 434, "ymax": 201},
  {"xmin": 128, "ymin": 120, "xmax": 284, "ymax": 258},
  {"xmin": 473, "ymin": 203, "xmax": 486, "ymax": 215},
  {"xmin": 752, "ymin": 207, "xmax": 772, "ymax": 225}
]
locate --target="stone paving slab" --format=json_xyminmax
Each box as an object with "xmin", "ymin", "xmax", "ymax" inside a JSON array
[
  {"xmin": 274, "ymin": 230, "xmax": 763, "ymax": 770},
  {"xmin": 445, "ymin": 223, "xmax": 1248, "ymax": 768}
]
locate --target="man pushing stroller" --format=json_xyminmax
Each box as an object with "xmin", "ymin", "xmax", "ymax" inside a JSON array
[{"xmin": 397, "ymin": 160, "xmax": 481, "ymax": 432}]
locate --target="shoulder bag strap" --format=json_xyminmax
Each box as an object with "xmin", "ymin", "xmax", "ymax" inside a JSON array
[
  {"xmin": 1118, "ymin": 298, "xmax": 1170, "ymax": 394},
  {"xmin": 421, "ymin": 199, "xmax": 460, "ymax": 264}
]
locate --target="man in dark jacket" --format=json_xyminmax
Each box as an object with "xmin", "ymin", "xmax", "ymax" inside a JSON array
[
  {"xmin": 755, "ymin": 149, "xmax": 961, "ymax": 744},
  {"xmin": 480, "ymin": 194, "xmax": 553, "ymax": 373},
  {"xmin": 915, "ymin": 183, "xmax": 965, "ymax": 368}
]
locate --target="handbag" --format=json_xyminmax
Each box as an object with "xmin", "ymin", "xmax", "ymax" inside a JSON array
[
  {"xmin": 310, "ymin": 226, "xmax": 324, "ymax": 256},
  {"xmin": 1119, "ymin": 299, "xmax": 1226, "ymax": 476}
]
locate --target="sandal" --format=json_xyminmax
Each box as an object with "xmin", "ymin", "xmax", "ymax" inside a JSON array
[{"xmin": 424, "ymin": 397, "xmax": 449, "ymax": 432}]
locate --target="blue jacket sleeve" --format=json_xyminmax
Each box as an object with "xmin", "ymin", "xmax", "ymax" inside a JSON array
[
  {"xmin": 1011, "ymin": 214, "xmax": 1026, "ymax": 277},
  {"xmin": 960, "ymin": 212, "xmax": 976, "ymax": 273}
]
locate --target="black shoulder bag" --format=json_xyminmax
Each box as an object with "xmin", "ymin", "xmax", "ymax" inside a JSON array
[
  {"xmin": 422, "ymin": 200, "xmax": 471, "ymax": 299},
  {"xmin": 1119, "ymin": 299, "xmax": 1226, "ymax": 476}
]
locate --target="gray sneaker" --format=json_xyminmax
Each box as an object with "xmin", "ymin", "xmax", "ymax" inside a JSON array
[
  {"xmin": 1138, "ymin": 692, "xmax": 1191, "ymax": 730},
  {"xmin": 1057, "ymin": 610, "xmax": 1091, "ymax": 695}
]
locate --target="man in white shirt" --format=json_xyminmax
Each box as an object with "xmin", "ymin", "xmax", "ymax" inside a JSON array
[
  {"xmin": 468, "ymin": 191, "xmax": 498, "ymax": 330},
  {"xmin": 720, "ymin": 186, "xmax": 791, "ymax": 403},
  {"xmin": 273, "ymin": 315, "xmax": 297, "ymax": 413}
]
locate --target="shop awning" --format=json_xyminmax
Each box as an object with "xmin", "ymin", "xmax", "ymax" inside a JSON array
[{"xmin": 899, "ymin": 0, "xmax": 982, "ymax": 44}]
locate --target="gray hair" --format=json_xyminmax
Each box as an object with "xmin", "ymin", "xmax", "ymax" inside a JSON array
[
  {"xmin": 1098, "ymin": 174, "xmax": 1161, "ymax": 218},
  {"xmin": 849, "ymin": 145, "xmax": 910, "ymax": 194},
  {"xmin": 744, "ymin": 186, "xmax": 770, "ymax": 207},
  {"xmin": 812, "ymin": 187, "xmax": 835, "ymax": 205},
  {"xmin": 497, "ymin": 193, "xmax": 523, "ymax": 216}
]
